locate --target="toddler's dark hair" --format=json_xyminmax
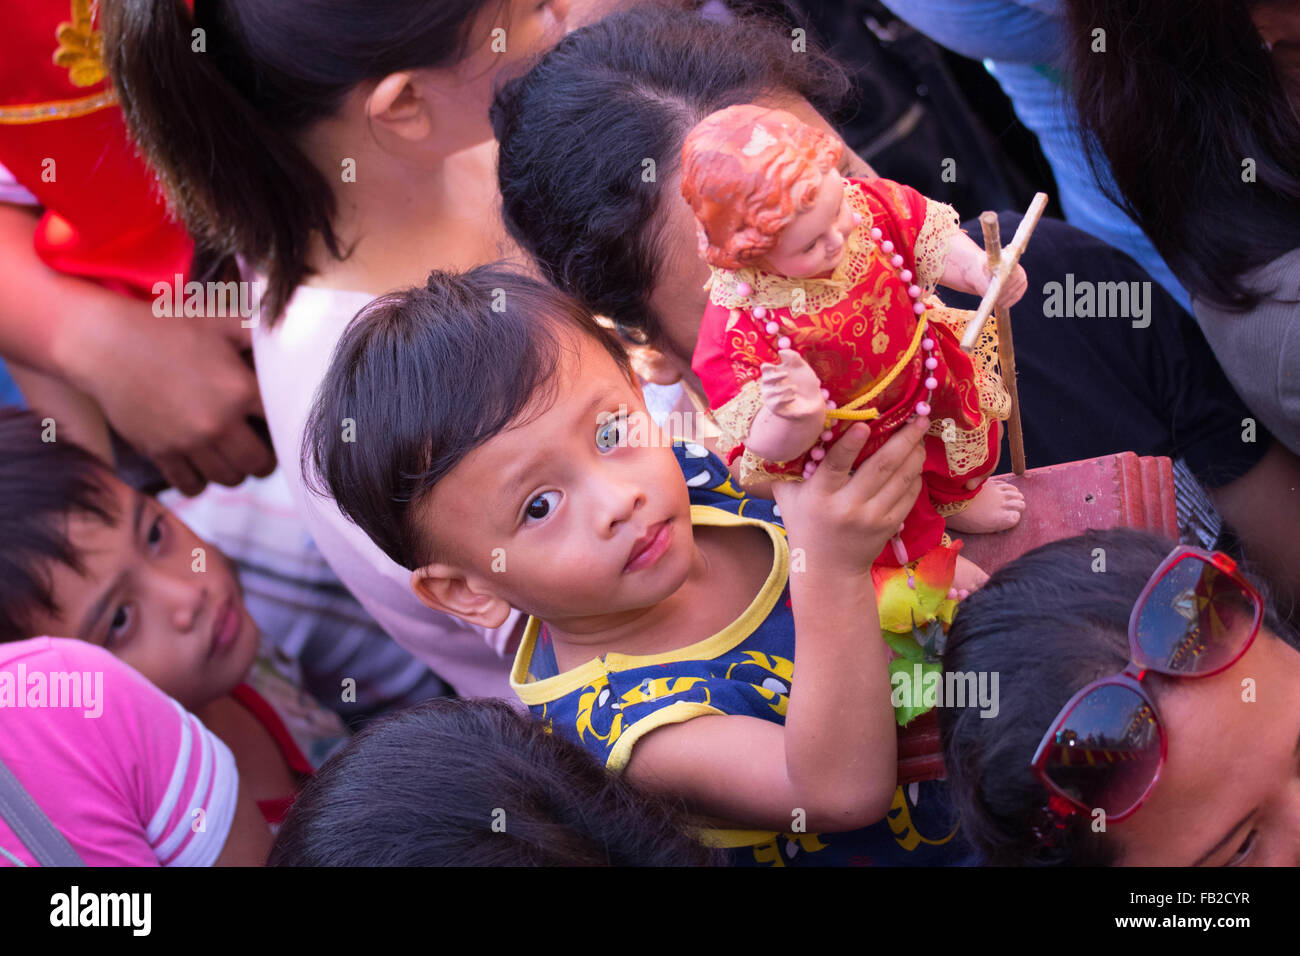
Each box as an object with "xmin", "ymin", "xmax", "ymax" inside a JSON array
[
  {"xmin": 939, "ymin": 528, "xmax": 1295, "ymax": 866},
  {"xmin": 0, "ymin": 408, "xmax": 117, "ymax": 642},
  {"xmin": 302, "ymin": 266, "xmax": 631, "ymax": 570},
  {"xmin": 268, "ymin": 698, "xmax": 723, "ymax": 866}
]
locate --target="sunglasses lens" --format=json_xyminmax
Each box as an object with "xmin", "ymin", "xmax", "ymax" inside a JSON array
[
  {"xmin": 1042, "ymin": 683, "xmax": 1162, "ymax": 817},
  {"xmin": 1136, "ymin": 558, "xmax": 1256, "ymax": 674}
]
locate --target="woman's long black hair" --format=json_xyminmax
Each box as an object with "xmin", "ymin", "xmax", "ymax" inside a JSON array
[
  {"xmin": 492, "ymin": 5, "xmax": 851, "ymax": 345},
  {"xmin": 1064, "ymin": 0, "xmax": 1300, "ymax": 310}
]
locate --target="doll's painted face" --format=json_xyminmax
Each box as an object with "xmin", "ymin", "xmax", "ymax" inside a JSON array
[{"xmin": 758, "ymin": 169, "xmax": 858, "ymax": 279}]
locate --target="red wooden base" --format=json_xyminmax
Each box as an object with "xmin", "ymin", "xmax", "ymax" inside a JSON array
[{"xmin": 897, "ymin": 453, "xmax": 1179, "ymax": 783}]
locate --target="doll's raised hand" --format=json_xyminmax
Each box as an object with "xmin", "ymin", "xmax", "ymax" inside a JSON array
[
  {"xmin": 985, "ymin": 260, "xmax": 1028, "ymax": 310},
  {"xmin": 939, "ymin": 231, "xmax": 1028, "ymax": 310},
  {"xmin": 747, "ymin": 349, "xmax": 828, "ymax": 463},
  {"xmin": 759, "ymin": 349, "xmax": 824, "ymax": 419}
]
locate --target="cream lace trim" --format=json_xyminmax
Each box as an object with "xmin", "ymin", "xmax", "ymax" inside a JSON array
[
  {"xmin": 930, "ymin": 415, "xmax": 994, "ymax": 479},
  {"xmin": 736, "ymin": 449, "xmax": 803, "ymax": 485},
  {"xmin": 703, "ymin": 177, "xmax": 877, "ymax": 319},
  {"xmin": 936, "ymin": 497, "xmax": 974, "ymax": 518},
  {"xmin": 928, "ymin": 305, "xmax": 1010, "ymax": 477},
  {"xmin": 710, "ymin": 379, "xmax": 807, "ymax": 485},
  {"xmin": 711, "ymin": 379, "xmax": 764, "ymax": 463},
  {"xmin": 914, "ymin": 198, "xmax": 962, "ymax": 294}
]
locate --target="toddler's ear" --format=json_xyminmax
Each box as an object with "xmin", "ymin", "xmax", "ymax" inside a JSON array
[{"xmin": 410, "ymin": 565, "xmax": 513, "ymax": 629}]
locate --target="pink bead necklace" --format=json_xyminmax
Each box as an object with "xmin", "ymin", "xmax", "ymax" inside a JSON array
[{"xmin": 741, "ymin": 211, "xmax": 940, "ymax": 572}]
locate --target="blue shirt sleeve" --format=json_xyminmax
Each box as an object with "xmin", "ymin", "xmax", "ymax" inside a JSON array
[{"xmin": 877, "ymin": 0, "xmax": 1062, "ymax": 64}]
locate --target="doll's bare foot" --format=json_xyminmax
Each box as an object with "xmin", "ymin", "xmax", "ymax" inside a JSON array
[
  {"xmin": 945, "ymin": 479, "xmax": 1026, "ymax": 534},
  {"xmin": 950, "ymin": 555, "xmax": 989, "ymax": 597}
]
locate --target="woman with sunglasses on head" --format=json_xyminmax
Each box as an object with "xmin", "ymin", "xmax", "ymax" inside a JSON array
[{"xmin": 940, "ymin": 528, "xmax": 1300, "ymax": 866}]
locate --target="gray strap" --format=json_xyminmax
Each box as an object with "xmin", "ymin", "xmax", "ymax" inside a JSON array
[{"xmin": 0, "ymin": 754, "xmax": 84, "ymax": 866}]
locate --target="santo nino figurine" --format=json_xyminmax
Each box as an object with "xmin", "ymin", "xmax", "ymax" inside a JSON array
[{"xmin": 681, "ymin": 105, "xmax": 1027, "ymax": 592}]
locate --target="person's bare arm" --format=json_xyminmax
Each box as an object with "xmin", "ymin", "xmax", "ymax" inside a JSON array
[
  {"xmin": 212, "ymin": 784, "xmax": 273, "ymax": 866},
  {"xmin": 4, "ymin": 362, "xmax": 112, "ymax": 460},
  {"xmin": 0, "ymin": 203, "xmax": 274, "ymax": 494},
  {"xmin": 626, "ymin": 418, "xmax": 928, "ymax": 831},
  {"xmin": 1208, "ymin": 439, "xmax": 1300, "ymax": 616}
]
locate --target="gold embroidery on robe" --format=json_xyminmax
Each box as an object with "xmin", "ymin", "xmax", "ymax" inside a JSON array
[
  {"xmin": 0, "ymin": 1, "xmax": 116, "ymax": 125},
  {"xmin": 54, "ymin": 0, "xmax": 106, "ymax": 88}
]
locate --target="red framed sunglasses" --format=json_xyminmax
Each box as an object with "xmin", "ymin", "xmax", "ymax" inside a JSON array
[{"xmin": 1029, "ymin": 546, "xmax": 1264, "ymax": 830}]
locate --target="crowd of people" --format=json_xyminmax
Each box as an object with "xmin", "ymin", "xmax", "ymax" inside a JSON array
[{"xmin": 0, "ymin": 0, "xmax": 1297, "ymax": 868}]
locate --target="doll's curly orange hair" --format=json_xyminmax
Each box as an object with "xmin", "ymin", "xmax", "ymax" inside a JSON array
[{"xmin": 680, "ymin": 105, "xmax": 843, "ymax": 270}]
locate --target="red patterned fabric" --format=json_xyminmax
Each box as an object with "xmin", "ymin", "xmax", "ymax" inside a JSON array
[
  {"xmin": 0, "ymin": 0, "xmax": 192, "ymax": 298},
  {"xmin": 692, "ymin": 178, "xmax": 997, "ymax": 565}
]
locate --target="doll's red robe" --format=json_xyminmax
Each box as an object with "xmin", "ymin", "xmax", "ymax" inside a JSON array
[
  {"xmin": 692, "ymin": 177, "xmax": 1009, "ymax": 566},
  {"xmin": 0, "ymin": 0, "xmax": 192, "ymax": 298}
]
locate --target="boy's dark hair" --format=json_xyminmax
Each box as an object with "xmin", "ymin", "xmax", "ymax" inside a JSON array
[
  {"xmin": 0, "ymin": 408, "xmax": 117, "ymax": 642},
  {"xmin": 939, "ymin": 528, "xmax": 1296, "ymax": 867},
  {"xmin": 302, "ymin": 266, "xmax": 632, "ymax": 571},
  {"xmin": 268, "ymin": 697, "xmax": 723, "ymax": 866},
  {"xmin": 101, "ymin": 0, "xmax": 505, "ymax": 324},
  {"xmin": 491, "ymin": 6, "xmax": 851, "ymax": 345},
  {"xmin": 1064, "ymin": 0, "xmax": 1300, "ymax": 310}
]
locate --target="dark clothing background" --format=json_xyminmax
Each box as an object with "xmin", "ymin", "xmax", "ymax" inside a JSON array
[{"xmin": 945, "ymin": 213, "xmax": 1270, "ymax": 489}]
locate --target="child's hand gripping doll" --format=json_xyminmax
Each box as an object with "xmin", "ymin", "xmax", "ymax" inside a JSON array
[{"xmin": 681, "ymin": 105, "xmax": 1027, "ymax": 592}]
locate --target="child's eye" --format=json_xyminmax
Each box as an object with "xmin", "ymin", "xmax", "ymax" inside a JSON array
[
  {"xmin": 146, "ymin": 514, "xmax": 165, "ymax": 549},
  {"xmin": 525, "ymin": 490, "xmax": 561, "ymax": 523},
  {"xmin": 106, "ymin": 604, "xmax": 134, "ymax": 650},
  {"xmin": 803, "ymin": 238, "xmax": 819, "ymax": 254},
  {"xmin": 1226, "ymin": 829, "xmax": 1257, "ymax": 866},
  {"xmin": 596, "ymin": 413, "xmax": 627, "ymax": 451}
]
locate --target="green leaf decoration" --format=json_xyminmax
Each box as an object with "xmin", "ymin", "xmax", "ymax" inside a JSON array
[
  {"xmin": 889, "ymin": 658, "xmax": 944, "ymax": 726},
  {"xmin": 883, "ymin": 630, "xmax": 924, "ymax": 661}
]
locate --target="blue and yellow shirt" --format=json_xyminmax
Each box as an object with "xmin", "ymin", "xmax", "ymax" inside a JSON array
[{"xmin": 510, "ymin": 441, "xmax": 969, "ymax": 866}]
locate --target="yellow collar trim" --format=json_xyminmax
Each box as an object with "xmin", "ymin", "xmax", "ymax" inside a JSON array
[{"xmin": 509, "ymin": 504, "xmax": 789, "ymax": 706}]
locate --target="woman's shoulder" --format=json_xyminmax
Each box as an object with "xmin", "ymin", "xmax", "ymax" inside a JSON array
[
  {"xmin": 1193, "ymin": 253, "xmax": 1300, "ymax": 346},
  {"xmin": 262, "ymin": 284, "xmax": 377, "ymax": 335},
  {"xmin": 1243, "ymin": 248, "xmax": 1300, "ymax": 302}
]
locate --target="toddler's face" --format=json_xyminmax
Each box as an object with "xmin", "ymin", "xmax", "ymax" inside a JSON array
[
  {"xmin": 760, "ymin": 168, "xmax": 856, "ymax": 279},
  {"xmin": 415, "ymin": 331, "xmax": 696, "ymax": 630},
  {"xmin": 27, "ymin": 475, "xmax": 259, "ymax": 711}
]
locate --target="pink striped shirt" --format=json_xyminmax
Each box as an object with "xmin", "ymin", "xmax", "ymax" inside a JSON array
[{"xmin": 0, "ymin": 638, "xmax": 238, "ymax": 867}]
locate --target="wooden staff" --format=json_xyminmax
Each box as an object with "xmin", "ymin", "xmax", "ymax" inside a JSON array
[
  {"xmin": 961, "ymin": 192, "xmax": 1047, "ymax": 352},
  {"xmin": 963, "ymin": 194, "xmax": 1048, "ymax": 476}
]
